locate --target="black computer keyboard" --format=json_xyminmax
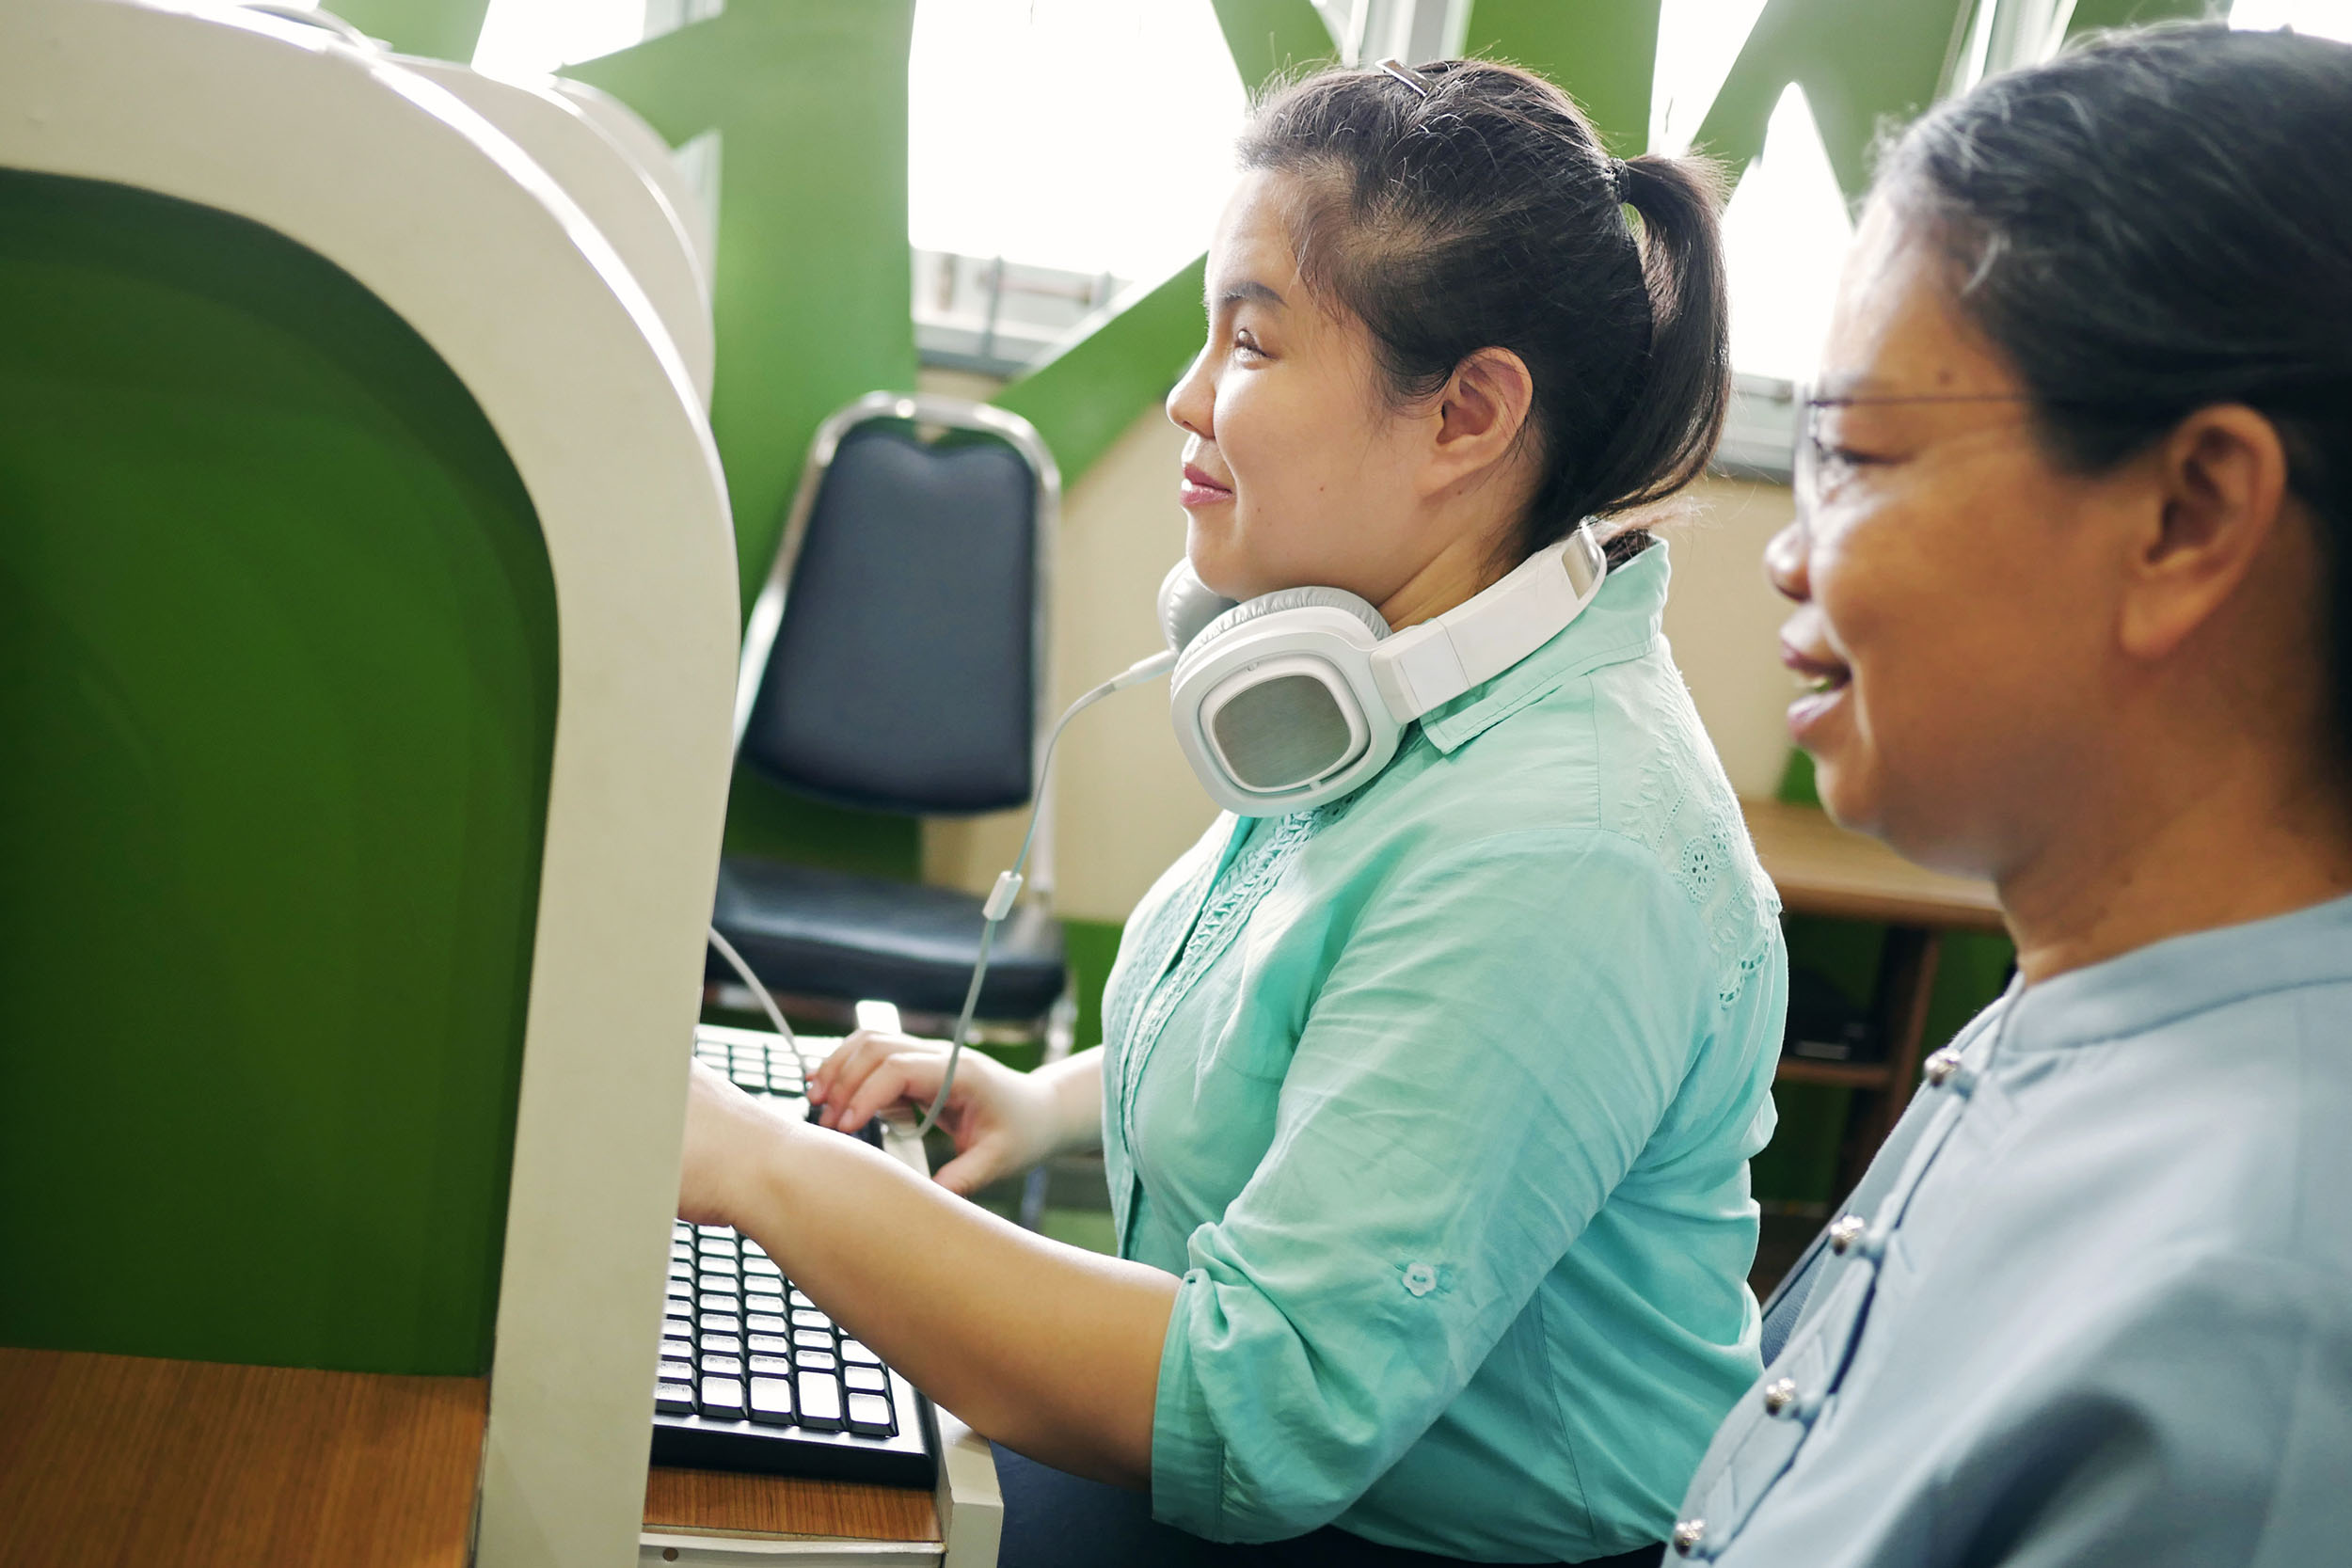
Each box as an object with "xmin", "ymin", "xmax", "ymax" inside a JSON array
[{"xmin": 650, "ymin": 1027, "xmax": 936, "ymax": 1487}]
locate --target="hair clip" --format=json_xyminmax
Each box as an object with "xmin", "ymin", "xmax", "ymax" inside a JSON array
[{"xmin": 1377, "ymin": 57, "xmax": 1430, "ymax": 99}]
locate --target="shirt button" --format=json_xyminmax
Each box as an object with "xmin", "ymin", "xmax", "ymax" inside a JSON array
[
  {"xmin": 1402, "ymin": 1262, "xmax": 1438, "ymax": 1297},
  {"xmin": 1827, "ymin": 1213, "xmax": 1884, "ymax": 1260},
  {"xmin": 1923, "ymin": 1048, "xmax": 1977, "ymax": 1092},
  {"xmin": 1761, "ymin": 1376, "xmax": 1800, "ymax": 1416},
  {"xmin": 1672, "ymin": 1518, "xmax": 1707, "ymax": 1557}
]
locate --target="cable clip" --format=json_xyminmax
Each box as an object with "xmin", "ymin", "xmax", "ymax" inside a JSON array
[{"xmin": 983, "ymin": 870, "xmax": 1024, "ymax": 922}]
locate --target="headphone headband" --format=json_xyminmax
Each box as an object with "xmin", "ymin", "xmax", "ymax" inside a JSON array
[{"xmin": 1369, "ymin": 525, "xmax": 1607, "ymax": 721}]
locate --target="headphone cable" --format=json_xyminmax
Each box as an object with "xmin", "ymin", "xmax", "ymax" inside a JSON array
[{"xmin": 914, "ymin": 648, "xmax": 1174, "ymax": 1137}]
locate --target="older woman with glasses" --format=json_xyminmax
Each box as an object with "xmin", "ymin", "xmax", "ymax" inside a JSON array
[{"xmin": 1671, "ymin": 23, "xmax": 2352, "ymax": 1568}]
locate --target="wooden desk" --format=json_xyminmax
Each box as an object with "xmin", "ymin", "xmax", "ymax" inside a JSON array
[
  {"xmin": 0, "ymin": 1348, "xmax": 485, "ymax": 1567},
  {"xmin": 1741, "ymin": 798, "xmax": 2006, "ymax": 1196}
]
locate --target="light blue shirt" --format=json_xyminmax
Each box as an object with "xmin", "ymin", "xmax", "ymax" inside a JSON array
[
  {"xmin": 1098, "ymin": 546, "xmax": 1788, "ymax": 1560},
  {"xmin": 1678, "ymin": 890, "xmax": 2352, "ymax": 1567}
]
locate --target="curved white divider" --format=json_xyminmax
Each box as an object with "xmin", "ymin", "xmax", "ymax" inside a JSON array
[{"xmin": 0, "ymin": 3, "xmax": 739, "ymax": 1564}]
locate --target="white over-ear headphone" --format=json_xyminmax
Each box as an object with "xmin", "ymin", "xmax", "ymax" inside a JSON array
[{"xmin": 1157, "ymin": 523, "xmax": 1609, "ymax": 816}]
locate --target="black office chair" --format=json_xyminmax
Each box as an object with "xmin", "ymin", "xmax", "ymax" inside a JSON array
[{"xmin": 710, "ymin": 392, "xmax": 1071, "ymax": 1054}]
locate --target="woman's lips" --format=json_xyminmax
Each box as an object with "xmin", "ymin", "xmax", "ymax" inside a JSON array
[
  {"xmin": 1780, "ymin": 637, "xmax": 1851, "ymax": 742},
  {"xmin": 1178, "ymin": 463, "xmax": 1232, "ymax": 509}
]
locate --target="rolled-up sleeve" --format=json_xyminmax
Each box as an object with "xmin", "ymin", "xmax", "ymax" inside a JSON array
[{"xmin": 1149, "ymin": 827, "xmax": 1711, "ymax": 1542}]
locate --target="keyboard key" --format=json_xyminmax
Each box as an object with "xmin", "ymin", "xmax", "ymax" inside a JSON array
[
  {"xmin": 747, "ymin": 1333, "xmax": 791, "ymax": 1355},
  {"xmin": 699, "ymin": 1292, "xmax": 741, "ymax": 1315},
  {"xmin": 701, "ymin": 1257, "xmax": 739, "ymax": 1276},
  {"xmin": 790, "ymin": 1309, "xmax": 831, "ymax": 1331},
  {"xmin": 845, "ymin": 1366, "xmax": 888, "ymax": 1395},
  {"xmin": 846, "ymin": 1393, "xmax": 895, "ymax": 1436},
  {"xmin": 698, "ymin": 1376, "xmax": 746, "ymax": 1419},
  {"xmin": 793, "ymin": 1329, "xmax": 834, "ymax": 1351},
  {"xmin": 655, "ymin": 1382, "xmax": 696, "ymax": 1415},
  {"xmin": 796, "ymin": 1372, "xmax": 844, "ymax": 1431},
  {"xmin": 840, "ymin": 1339, "xmax": 882, "ymax": 1367},
  {"xmin": 695, "ymin": 1224, "xmax": 732, "ymax": 1239},
  {"xmin": 698, "ymin": 1354, "xmax": 743, "ymax": 1377},
  {"xmin": 659, "ymin": 1358, "xmax": 694, "ymax": 1384},
  {"xmin": 660, "ymin": 1336, "xmax": 694, "ymax": 1361},
  {"xmin": 743, "ymin": 1257, "xmax": 782, "ymax": 1278},
  {"xmin": 699, "ymin": 1313, "xmax": 741, "ymax": 1335},
  {"xmin": 749, "ymin": 1376, "xmax": 793, "ymax": 1426},
  {"xmin": 749, "ymin": 1354, "xmax": 794, "ymax": 1376},
  {"xmin": 700, "ymin": 1333, "xmax": 742, "ymax": 1356},
  {"xmin": 667, "ymin": 1261, "xmax": 694, "ymax": 1282},
  {"xmin": 696, "ymin": 1233, "xmax": 738, "ymax": 1253},
  {"xmin": 745, "ymin": 1312, "xmax": 788, "ymax": 1334},
  {"xmin": 789, "ymin": 1291, "xmax": 818, "ymax": 1310},
  {"xmin": 796, "ymin": 1350, "xmax": 838, "ymax": 1373}
]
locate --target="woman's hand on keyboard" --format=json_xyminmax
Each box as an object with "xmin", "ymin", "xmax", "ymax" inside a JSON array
[{"xmin": 807, "ymin": 1029, "xmax": 1057, "ymax": 1195}]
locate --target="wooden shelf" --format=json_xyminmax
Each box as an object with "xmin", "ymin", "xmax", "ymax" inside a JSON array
[
  {"xmin": 1773, "ymin": 1057, "xmax": 1898, "ymax": 1090},
  {"xmin": 644, "ymin": 1465, "xmax": 940, "ymax": 1544},
  {"xmin": 0, "ymin": 1347, "xmax": 485, "ymax": 1566},
  {"xmin": 1741, "ymin": 797, "xmax": 2005, "ymax": 933}
]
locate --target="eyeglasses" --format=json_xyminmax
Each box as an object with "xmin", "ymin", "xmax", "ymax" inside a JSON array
[{"xmin": 1791, "ymin": 389, "xmax": 2042, "ymax": 520}]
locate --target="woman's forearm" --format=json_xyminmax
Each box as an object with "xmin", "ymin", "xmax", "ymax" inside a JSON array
[
  {"xmin": 733, "ymin": 1102, "xmax": 1173, "ymax": 1486},
  {"xmin": 1033, "ymin": 1043, "xmax": 1109, "ymax": 1159}
]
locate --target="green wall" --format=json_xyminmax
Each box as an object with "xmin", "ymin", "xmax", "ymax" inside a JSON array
[{"xmin": 0, "ymin": 171, "xmax": 558, "ymax": 1375}]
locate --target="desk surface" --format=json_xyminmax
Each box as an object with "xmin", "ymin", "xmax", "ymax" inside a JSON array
[
  {"xmin": 645, "ymin": 1465, "xmax": 939, "ymax": 1543},
  {"xmin": 1741, "ymin": 797, "xmax": 2006, "ymax": 933},
  {"xmin": 0, "ymin": 1347, "xmax": 485, "ymax": 1566}
]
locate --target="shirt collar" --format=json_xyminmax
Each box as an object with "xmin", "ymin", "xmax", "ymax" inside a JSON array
[
  {"xmin": 2003, "ymin": 888, "xmax": 2352, "ymax": 1056},
  {"xmin": 1414, "ymin": 538, "xmax": 1672, "ymax": 755}
]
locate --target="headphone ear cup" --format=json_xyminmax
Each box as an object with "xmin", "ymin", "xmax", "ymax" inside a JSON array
[{"xmin": 1158, "ymin": 560, "xmax": 1241, "ymax": 655}]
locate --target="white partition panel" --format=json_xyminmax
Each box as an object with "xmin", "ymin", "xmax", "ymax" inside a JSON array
[{"xmin": 0, "ymin": 2, "xmax": 740, "ymax": 1563}]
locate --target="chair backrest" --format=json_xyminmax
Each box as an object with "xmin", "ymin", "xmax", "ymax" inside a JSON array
[
  {"xmin": 0, "ymin": 5, "xmax": 739, "ymax": 1562},
  {"xmin": 735, "ymin": 392, "xmax": 1059, "ymax": 816}
]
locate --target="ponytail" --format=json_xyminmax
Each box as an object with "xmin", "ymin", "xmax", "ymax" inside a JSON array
[{"xmin": 1588, "ymin": 153, "xmax": 1733, "ymax": 537}]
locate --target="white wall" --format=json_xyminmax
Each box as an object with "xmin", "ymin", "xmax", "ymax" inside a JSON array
[{"xmin": 920, "ymin": 386, "xmax": 1799, "ymax": 927}]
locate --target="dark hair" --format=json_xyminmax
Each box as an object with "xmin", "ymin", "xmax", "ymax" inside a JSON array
[
  {"xmin": 1237, "ymin": 58, "xmax": 1731, "ymax": 565},
  {"xmin": 1876, "ymin": 24, "xmax": 2352, "ymax": 755}
]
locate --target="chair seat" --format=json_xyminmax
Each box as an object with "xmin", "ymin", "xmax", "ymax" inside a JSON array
[{"xmin": 711, "ymin": 855, "xmax": 1067, "ymax": 1021}]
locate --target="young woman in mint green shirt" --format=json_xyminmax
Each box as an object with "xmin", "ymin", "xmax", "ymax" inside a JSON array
[{"xmin": 680, "ymin": 60, "xmax": 1785, "ymax": 1566}]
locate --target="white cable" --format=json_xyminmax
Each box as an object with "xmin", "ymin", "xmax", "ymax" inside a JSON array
[
  {"xmin": 707, "ymin": 924, "xmax": 814, "ymax": 1083},
  {"xmin": 914, "ymin": 649, "xmax": 1175, "ymax": 1136}
]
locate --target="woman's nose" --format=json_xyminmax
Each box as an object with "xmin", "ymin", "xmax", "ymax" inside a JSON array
[
  {"xmin": 1166, "ymin": 345, "xmax": 1214, "ymax": 437},
  {"xmin": 1764, "ymin": 517, "xmax": 1811, "ymax": 603}
]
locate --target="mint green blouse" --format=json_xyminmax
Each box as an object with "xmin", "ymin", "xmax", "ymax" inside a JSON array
[{"xmin": 1097, "ymin": 545, "xmax": 1786, "ymax": 1561}]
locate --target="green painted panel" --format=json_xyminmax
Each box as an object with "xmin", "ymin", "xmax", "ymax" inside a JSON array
[
  {"xmin": 2067, "ymin": 0, "xmax": 2215, "ymax": 36},
  {"xmin": 0, "ymin": 172, "xmax": 557, "ymax": 1375},
  {"xmin": 1466, "ymin": 0, "xmax": 1664, "ymax": 155},
  {"xmin": 1210, "ymin": 0, "xmax": 1339, "ymax": 93},
  {"xmin": 330, "ymin": 0, "xmax": 491, "ymax": 60},
  {"xmin": 1695, "ymin": 0, "xmax": 1970, "ymax": 198}
]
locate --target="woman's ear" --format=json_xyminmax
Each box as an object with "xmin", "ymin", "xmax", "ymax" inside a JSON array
[
  {"xmin": 2116, "ymin": 404, "xmax": 2294, "ymax": 663},
  {"xmin": 1425, "ymin": 346, "xmax": 1535, "ymax": 494}
]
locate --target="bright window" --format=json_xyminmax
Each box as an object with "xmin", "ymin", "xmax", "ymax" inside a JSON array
[
  {"xmin": 1720, "ymin": 83, "xmax": 1853, "ymax": 386},
  {"xmin": 2230, "ymin": 0, "xmax": 2352, "ymax": 40},
  {"xmin": 907, "ymin": 0, "xmax": 1248, "ymax": 282}
]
